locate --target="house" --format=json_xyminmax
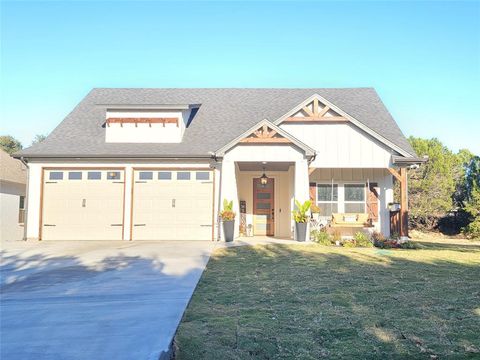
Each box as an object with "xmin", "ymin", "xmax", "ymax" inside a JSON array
[
  {"xmin": 14, "ymin": 88, "xmax": 425, "ymax": 241},
  {"xmin": 1, "ymin": 149, "xmax": 27, "ymax": 241}
]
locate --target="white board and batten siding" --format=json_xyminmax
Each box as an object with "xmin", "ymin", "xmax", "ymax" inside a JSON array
[{"xmin": 280, "ymin": 123, "xmax": 395, "ymax": 168}]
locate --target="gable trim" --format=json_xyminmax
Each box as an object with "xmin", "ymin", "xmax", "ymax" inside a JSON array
[
  {"xmin": 215, "ymin": 119, "xmax": 316, "ymax": 157},
  {"xmin": 274, "ymin": 93, "xmax": 413, "ymax": 157}
]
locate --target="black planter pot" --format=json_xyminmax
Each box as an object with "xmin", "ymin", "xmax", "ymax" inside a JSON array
[
  {"xmin": 294, "ymin": 222, "xmax": 308, "ymax": 242},
  {"xmin": 223, "ymin": 220, "xmax": 235, "ymax": 242}
]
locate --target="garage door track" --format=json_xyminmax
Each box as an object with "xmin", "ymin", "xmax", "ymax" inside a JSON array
[{"xmin": 1, "ymin": 241, "xmax": 215, "ymax": 360}]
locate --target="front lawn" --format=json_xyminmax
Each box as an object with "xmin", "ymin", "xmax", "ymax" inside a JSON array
[{"xmin": 174, "ymin": 238, "xmax": 480, "ymax": 359}]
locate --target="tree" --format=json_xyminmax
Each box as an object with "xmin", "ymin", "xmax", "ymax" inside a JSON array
[
  {"xmin": 0, "ymin": 135, "xmax": 23, "ymax": 155},
  {"xmin": 463, "ymin": 156, "xmax": 480, "ymax": 238},
  {"xmin": 407, "ymin": 137, "xmax": 458, "ymax": 229},
  {"xmin": 31, "ymin": 134, "xmax": 47, "ymax": 146}
]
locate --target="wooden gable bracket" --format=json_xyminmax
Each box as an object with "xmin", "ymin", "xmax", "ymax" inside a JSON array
[
  {"xmin": 387, "ymin": 168, "xmax": 402, "ymax": 182},
  {"xmin": 106, "ymin": 118, "xmax": 179, "ymax": 128},
  {"xmin": 239, "ymin": 124, "xmax": 292, "ymax": 144},
  {"xmin": 286, "ymin": 98, "xmax": 348, "ymax": 123}
]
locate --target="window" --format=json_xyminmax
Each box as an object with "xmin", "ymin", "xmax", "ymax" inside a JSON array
[
  {"xmin": 316, "ymin": 183, "xmax": 338, "ymax": 216},
  {"xmin": 158, "ymin": 171, "xmax": 172, "ymax": 180},
  {"xmin": 196, "ymin": 172, "xmax": 210, "ymax": 180},
  {"xmin": 107, "ymin": 171, "xmax": 121, "ymax": 180},
  {"xmin": 18, "ymin": 196, "xmax": 25, "ymax": 224},
  {"xmin": 139, "ymin": 171, "xmax": 153, "ymax": 180},
  {"xmin": 88, "ymin": 171, "xmax": 101, "ymax": 180},
  {"xmin": 68, "ymin": 171, "xmax": 82, "ymax": 180},
  {"xmin": 177, "ymin": 172, "xmax": 191, "ymax": 180},
  {"xmin": 49, "ymin": 172, "xmax": 63, "ymax": 180},
  {"xmin": 344, "ymin": 184, "xmax": 366, "ymax": 213}
]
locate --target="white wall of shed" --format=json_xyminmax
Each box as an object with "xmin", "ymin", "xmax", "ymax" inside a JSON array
[{"xmin": 0, "ymin": 181, "xmax": 25, "ymax": 241}]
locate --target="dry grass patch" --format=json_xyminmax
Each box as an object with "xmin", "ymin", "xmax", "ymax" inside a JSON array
[{"xmin": 175, "ymin": 238, "xmax": 480, "ymax": 359}]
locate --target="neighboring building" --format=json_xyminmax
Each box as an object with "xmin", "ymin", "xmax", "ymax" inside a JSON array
[
  {"xmin": 14, "ymin": 88, "xmax": 424, "ymax": 241},
  {"xmin": 1, "ymin": 149, "xmax": 27, "ymax": 241}
]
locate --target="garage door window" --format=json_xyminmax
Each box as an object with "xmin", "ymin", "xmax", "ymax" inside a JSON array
[
  {"xmin": 158, "ymin": 171, "xmax": 172, "ymax": 180},
  {"xmin": 177, "ymin": 172, "xmax": 191, "ymax": 180},
  {"xmin": 68, "ymin": 172, "xmax": 82, "ymax": 180},
  {"xmin": 107, "ymin": 171, "xmax": 121, "ymax": 180},
  {"xmin": 88, "ymin": 171, "xmax": 102, "ymax": 180},
  {"xmin": 196, "ymin": 172, "xmax": 210, "ymax": 180},
  {"xmin": 49, "ymin": 172, "xmax": 63, "ymax": 180},
  {"xmin": 139, "ymin": 172, "xmax": 153, "ymax": 180}
]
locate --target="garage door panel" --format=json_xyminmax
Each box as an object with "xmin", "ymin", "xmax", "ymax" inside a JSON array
[
  {"xmin": 42, "ymin": 170, "xmax": 124, "ymax": 240},
  {"xmin": 132, "ymin": 170, "xmax": 213, "ymax": 240}
]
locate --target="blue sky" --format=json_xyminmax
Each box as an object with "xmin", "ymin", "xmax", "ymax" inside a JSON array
[{"xmin": 1, "ymin": 1, "xmax": 479, "ymax": 154}]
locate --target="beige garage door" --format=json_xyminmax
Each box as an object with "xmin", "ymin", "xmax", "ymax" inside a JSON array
[
  {"xmin": 132, "ymin": 169, "xmax": 214, "ymax": 240},
  {"xmin": 41, "ymin": 169, "xmax": 125, "ymax": 240}
]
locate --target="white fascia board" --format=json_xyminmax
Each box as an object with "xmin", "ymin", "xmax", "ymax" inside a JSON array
[
  {"xmin": 273, "ymin": 93, "xmax": 414, "ymax": 158},
  {"xmin": 98, "ymin": 104, "xmax": 192, "ymax": 110}
]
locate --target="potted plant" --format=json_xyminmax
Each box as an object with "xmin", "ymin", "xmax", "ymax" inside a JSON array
[
  {"xmin": 220, "ymin": 199, "xmax": 236, "ymax": 242},
  {"xmin": 292, "ymin": 199, "xmax": 311, "ymax": 242}
]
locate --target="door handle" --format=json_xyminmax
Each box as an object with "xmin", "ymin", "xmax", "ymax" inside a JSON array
[
  {"xmin": 271, "ymin": 208, "xmax": 274, "ymax": 220},
  {"xmin": 82, "ymin": 199, "xmax": 86, "ymax": 207},
  {"xmin": 172, "ymin": 199, "xmax": 176, "ymax": 208}
]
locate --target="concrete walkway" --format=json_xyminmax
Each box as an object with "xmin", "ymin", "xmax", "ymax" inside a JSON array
[
  {"xmin": 1, "ymin": 237, "xmax": 307, "ymax": 359},
  {"xmin": 1, "ymin": 241, "xmax": 216, "ymax": 360}
]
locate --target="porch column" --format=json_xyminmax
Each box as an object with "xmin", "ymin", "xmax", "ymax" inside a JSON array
[
  {"xmin": 399, "ymin": 167, "xmax": 409, "ymax": 239},
  {"xmin": 388, "ymin": 167, "xmax": 409, "ymax": 239},
  {"xmin": 294, "ymin": 159, "xmax": 310, "ymax": 203},
  {"xmin": 219, "ymin": 160, "xmax": 240, "ymax": 240}
]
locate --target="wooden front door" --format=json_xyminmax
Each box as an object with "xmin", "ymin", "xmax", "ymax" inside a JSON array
[{"xmin": 253, "ymin": 178, "xmax": 275, "ymax": 236}]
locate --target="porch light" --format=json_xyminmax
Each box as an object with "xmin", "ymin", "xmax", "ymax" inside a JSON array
[{"xmin": 260, "ymin": 168, "xmax": 268, "ymax": 186}]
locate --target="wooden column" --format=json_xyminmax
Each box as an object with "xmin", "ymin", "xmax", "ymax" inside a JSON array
[
  {"xmin": 399, "ymin": 167, "xmax": 408, "ymax": 238},
  {"xmin": 388, "ymin": 167, "xmax": 409, "ymax": 238}
]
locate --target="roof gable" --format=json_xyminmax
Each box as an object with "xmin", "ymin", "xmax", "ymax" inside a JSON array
[
  {"xmin": 216, "ymin": 119, "xmax": 315, "ymax": 157},
  {"xmin": 275, "ymin": 93, "xmax": 413, "ymax": 157}
]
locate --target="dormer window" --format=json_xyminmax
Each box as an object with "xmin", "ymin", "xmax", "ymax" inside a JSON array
[{"xmin": 104, "ymin": 106, "xmax": 196, "ymax": 143}]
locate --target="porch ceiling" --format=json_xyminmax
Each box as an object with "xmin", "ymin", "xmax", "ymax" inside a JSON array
[{"xmin": 237, "ymin": 161, "xmax": 293, "ymax": 171}]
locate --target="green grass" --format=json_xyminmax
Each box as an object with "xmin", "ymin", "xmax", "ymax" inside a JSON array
[{"xmin": 174, "ymin": 238, "xmax": 480, "ymax": 359}]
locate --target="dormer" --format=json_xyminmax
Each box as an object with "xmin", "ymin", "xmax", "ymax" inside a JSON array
[{"xmin": 105, "ymin": 105, "xmax": 197, "ymax": 143}]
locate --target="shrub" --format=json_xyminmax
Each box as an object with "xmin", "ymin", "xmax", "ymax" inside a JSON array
[
  {"xmin": 399, "ymin": 241, "xmax": 421, "ymax": 249},
  {"xmin": 311, "ymin": 229, "xmax": 333, "ymax": 246},
  {"xmin": 464, "ymin": 217, "xmax": 480, "ymax": 240},
  {"xmin": 220, "ymin": 199, "xmax": 236, "ymax": 221},
  {"xmin": 292, "ymin": 200, "xmax": 311, "ymax": 223},
  {"xmin": 374, "ymin": 239, "xmax": 396, "ymax": 249},
  {"xmin": 353, "ymin": 232, "xmax": 373, "ymax": 247},
  {"xmin": 342, "ymin": 239, "xmax": 356, "ymax": 248}
]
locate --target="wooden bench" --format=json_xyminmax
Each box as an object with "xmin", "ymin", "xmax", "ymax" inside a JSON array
[{"xmin": 331, "ymin": 213, "xmax": 370, "ymax": 227}]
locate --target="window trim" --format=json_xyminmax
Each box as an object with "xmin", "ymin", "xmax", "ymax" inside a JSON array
[
  {"xmin": 158, "ymin": 171, "xmax": 172, "ymax": 180},
  {"xmin": 343, "ymin": 183, "xmax": 366, "ymax": 213},
  {"xmin": 68, "ymin": 171, "xmax": 83, "ymax": 180},
  {"xmin": 87, "ymin": 171, "xmax": 102, "ymax": 180},
  {"xmin": 139, "ymin": 171, "xmax": 153, "ymax": 180},
  {"xmin": 176, "ymin": 171, "xmax": 191, "ymax": 180},
  {"xmin": 316, "ymin": 182, "xmax": 339, "ymax": 216},
  {"xmin": 18, "ymin": 195, "xmax": 25, "ymax": 224},
  {"xmin": 49, "ymin": 171, "xmax": 63, "ymax": 180}
]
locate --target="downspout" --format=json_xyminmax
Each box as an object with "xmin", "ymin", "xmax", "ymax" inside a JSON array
[{"xmin": 19, "ymin": 156, "xmax": 29, "ymax": 241}]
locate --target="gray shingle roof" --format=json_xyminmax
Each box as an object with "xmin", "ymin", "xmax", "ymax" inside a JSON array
[
  {"xmin": 1, "ymin": 150, "xmax": 27, "ymax": 184},
  {"xmin": 16, "ymin": 88, "xmax": 415, "ymax": 158}
]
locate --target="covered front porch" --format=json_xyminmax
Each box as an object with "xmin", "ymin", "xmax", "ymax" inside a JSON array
[{"xmin": 219, "ymin": 163, "xmax": 411, "ymax": 241}]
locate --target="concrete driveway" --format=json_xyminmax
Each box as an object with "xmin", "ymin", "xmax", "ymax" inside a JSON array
[{"xmin": 0, "ymin": 240, "xmax": 216, "ymax": 360}]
